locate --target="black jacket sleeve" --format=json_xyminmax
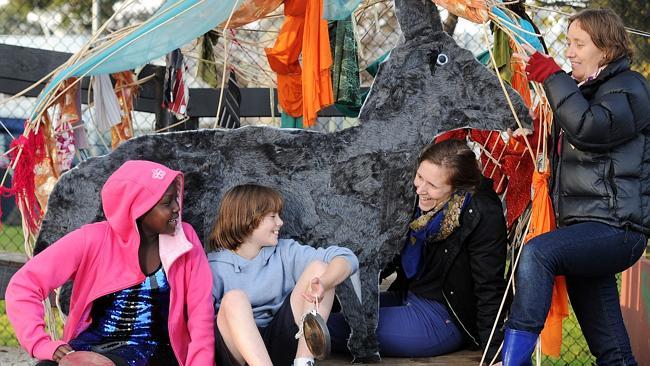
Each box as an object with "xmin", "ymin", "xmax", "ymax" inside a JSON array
[{"xmin": 543, "ymin": 70, "xmax": 650, "ymax": 152}]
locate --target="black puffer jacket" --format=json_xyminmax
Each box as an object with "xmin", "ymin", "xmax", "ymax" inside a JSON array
[
  {"xmin": 545, "ymin": 57, "xmax": 650, "ymax": 234},
  {"xmin": 385, "ymin": 178, "xmax": 507, "ymax": 360}
]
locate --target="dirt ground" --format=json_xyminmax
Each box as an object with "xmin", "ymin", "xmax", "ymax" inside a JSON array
[{"xmin": 0, "ymin": 346, "xmax": 33, "ymax": 366}]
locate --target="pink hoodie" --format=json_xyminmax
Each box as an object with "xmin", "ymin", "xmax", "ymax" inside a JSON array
[{"xmin": 6, "ymin": 160, "xmax": 215, "ymax": 365}]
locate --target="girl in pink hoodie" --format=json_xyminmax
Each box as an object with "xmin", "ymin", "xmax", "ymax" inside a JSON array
[{"xmin": 6, "ymin": 160, "xmax": 215, "ymax": 366}]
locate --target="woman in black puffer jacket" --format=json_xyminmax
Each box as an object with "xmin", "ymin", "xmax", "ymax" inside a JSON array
[{"xmin": 504, "ymin": 8, "xmax": 650, "ymax": 366}]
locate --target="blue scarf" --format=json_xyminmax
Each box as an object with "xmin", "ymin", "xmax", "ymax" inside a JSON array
[{"xmin": 401, "ymin": 192, "xmax": 471, "ymax": 279}]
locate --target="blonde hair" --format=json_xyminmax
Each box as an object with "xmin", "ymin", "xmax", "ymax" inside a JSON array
[
  {"xmin": 569, "ymin": 8, "xmax": 633, "ymax": 65},
  {"xmin": 208, "ymin": 184, "xmax": 284, "ymax": 251}
]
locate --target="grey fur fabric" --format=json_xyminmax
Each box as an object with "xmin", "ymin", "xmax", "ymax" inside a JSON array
[{"xmin": 35, "ymin": 0, "xmax": 529, "ymax": 361}]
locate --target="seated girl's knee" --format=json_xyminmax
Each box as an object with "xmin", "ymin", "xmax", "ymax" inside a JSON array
[{"xmin": 221, "ymin": 289, "xmax": 249, "ymax": 309}]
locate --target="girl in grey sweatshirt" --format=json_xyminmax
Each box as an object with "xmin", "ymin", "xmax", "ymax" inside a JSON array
[{"xmin": 207, "ymin": 184, "xmax": 358, "ymax": 366}]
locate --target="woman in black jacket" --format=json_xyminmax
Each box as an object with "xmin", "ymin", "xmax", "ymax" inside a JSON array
[
  {"xmin": 328, "ymin": 139, "xmax": 507, "ymax": 361},
  {"xmin": 505, "ymin": 8, "xmax": 650, "ymax": 366}
]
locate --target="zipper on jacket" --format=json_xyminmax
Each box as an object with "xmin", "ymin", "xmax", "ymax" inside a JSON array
[
  {"xmin": 442, "ymin": 292, "xmax": 479, "ymax": 347},
  {"xmin": 608, "ymin": 160, "xmax": 618, "ymax": 211}
]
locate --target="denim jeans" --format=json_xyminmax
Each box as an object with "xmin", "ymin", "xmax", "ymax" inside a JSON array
[
  {"xmin": 328, "ymin": 291, "xmax": 463, "ymax": 357},
  {"xmin": 507, "ymin": 221, "xmax": 646, "ymax": 366}
]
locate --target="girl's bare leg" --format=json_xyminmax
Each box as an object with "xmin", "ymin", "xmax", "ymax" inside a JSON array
[
  {"xmin": 290, "ymin": 261, "xmax": 336, "ymax": 358},
  {"xmin": 217, "ymin": 289, "xmax": 273, "ymax": 366}
]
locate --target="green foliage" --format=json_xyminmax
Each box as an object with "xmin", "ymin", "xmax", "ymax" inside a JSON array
[
  {"xmin": 0, "ymin": 0, "xmax": 118, "ymax": 34},
  {"xmin": 593, "ymin": 0, "xmax": 650, "ymax": 78},
  {"xmin": 0, "ymin": 300, "xmax": 65, "ymax": 347}
]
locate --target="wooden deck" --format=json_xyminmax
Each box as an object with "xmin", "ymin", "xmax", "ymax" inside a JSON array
[{"xmin": 321, "ymin": 350, "xmax": 482, "ymax": 365}]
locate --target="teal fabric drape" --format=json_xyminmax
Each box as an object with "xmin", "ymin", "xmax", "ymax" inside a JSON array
[
  {"xmin": 32, "ymin": 0, "xmax": 368, "ymax": 120},
  {"xmin": 324, "ymin": 0, "xmax": 363, "ymax": 20},
  {"xmin": 32, "ymin": 0, "xmax": 239, "ymax": 119}
]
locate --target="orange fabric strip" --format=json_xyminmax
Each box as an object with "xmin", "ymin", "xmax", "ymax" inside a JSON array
[
  {"xmin": 265, "ymin": 0, "xmax": 333, "ymax": 125},
  {"xmin": 524, "ymin": 170, "xmax": 569, "ymax": 358}
]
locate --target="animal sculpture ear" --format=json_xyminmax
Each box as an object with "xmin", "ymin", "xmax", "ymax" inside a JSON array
[{"xmin": 395, "ymin": 0, "xmax": 443, "ymax": 40}]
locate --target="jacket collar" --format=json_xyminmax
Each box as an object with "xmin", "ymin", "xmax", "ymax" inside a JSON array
[
  {"xmin": 159, "ymin": 223, "xmax": 193, "ymax": 273},
  {"xmin": 578, "ymin": 56, "xmax": 630, "ymax": 89}
]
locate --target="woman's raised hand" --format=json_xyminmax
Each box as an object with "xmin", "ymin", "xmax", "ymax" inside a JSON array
[
  {"xmin": 512, "ymin": 43, "xmax": 562, "ymax": 83},
  {"xmin": 511, "ymin": 43, "xmax": 537, "ymax": 64}
]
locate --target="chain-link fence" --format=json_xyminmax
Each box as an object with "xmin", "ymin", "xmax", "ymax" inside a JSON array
[{"xmin": 0, "ymin": 1, "xmax": 648, "ymax": 364}]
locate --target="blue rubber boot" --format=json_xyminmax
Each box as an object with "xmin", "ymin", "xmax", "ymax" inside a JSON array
[{"xmin": 502, "ymin": 328, "xmax": 537, "ymax": 366}]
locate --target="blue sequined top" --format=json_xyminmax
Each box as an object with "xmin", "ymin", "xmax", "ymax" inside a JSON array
[{"xmin": 70, "ymin": 266, "xmax": 178, "ymax": 366}]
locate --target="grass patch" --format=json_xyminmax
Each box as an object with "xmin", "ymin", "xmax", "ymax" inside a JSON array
[
  {"xmin": 0, "ymin": 300, "xmax": 64, "ymax": 347},
  {"xmin": 538, "ymin": 307, "xmax": 595, "ymax": 365},
  {"xmin": 0, "ymin": 301, "xmax": 19, "ymax": 347},
  {"xmin": 0, "ymin": 225, "xmax": 25, "ymax": 253}
]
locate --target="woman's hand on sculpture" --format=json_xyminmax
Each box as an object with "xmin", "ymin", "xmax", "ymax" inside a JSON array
[
  {"xmin": 512, "ymin": 43, "xmax": 536, "ymax": 63},
  {"xmin": 513, "ymin": 44, "xmax": 562, "ymax": 83},
  {"xmin": 507, "ymin": 127, "xmax": 533, "ymax": 138}
]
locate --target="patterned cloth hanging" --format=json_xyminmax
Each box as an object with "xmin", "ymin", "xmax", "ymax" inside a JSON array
[
  {"xmin": 197, "ymin": 31, "xmax": 220, "ymax": 88},
  {"xmin": 112, "ymin": 71, "xmax": 139, "ymax": 149},
  {"xmin": 53, "ymin": 78, "xmax": 82, "ymax": 173},
  {"xmin": 93, "ymin": 74, "xmax": 123, "ymax": 132},
  {"xmin": 53, "ymin": 121, "xmax": 75, "ymax": 173},
  {"xmin": 162, "ymin": 49, "xmax": 189, "ymax": 118},
  {"xmin": 329, "ymin": 16, "xmax": 361, "ymax": 109},
  {"xmin": 217, "ymin": 71, "xmax": 241, "ymax": 129},
  {"xmin": 34, "ymin": 113, "xmax": 59, "ymax": 213}
]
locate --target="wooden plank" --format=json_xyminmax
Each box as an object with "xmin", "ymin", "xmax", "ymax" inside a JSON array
[{"xmin": 0, "ymin": 44, "xmax": 350, "ymax": 118}]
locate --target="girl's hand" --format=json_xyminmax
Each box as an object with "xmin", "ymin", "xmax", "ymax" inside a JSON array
[
  {"xmin": 53, "ymin": 344, "xmax": 75, "ymax": 362},
  {"xmin": 302, "ymin": 277, "xmax": 325, "ymax": 304}
]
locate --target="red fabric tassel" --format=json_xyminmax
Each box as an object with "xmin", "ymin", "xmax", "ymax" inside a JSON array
[{"xmin": 9, "ymin": 127, "xmax": 47, "ymax": 234}]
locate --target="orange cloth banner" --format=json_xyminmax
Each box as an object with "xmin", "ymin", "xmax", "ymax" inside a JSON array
[
  {"xmin": 524, "ymin": 170, "xmax": 569, "ymax": 358},
  {"xmin": 265, "ymin": 0, "xmax": 333, "ymax": 127},
  {"xmin": 112, "ymin": 71, "xmax": 139, "ymax": 149},
  {"xmin": 433, "ymin": 0, "xmax": 489, "ymax": 24}
]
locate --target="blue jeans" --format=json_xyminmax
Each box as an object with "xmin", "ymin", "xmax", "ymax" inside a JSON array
[
  {"xmin": 328, "ymin": 291, "xmax": 463, "ymax": 357},
  {"xmin": 507, "ymin": 222, "xmax": 646, "ymax": 366}
]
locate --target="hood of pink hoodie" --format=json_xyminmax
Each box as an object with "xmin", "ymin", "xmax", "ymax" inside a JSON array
[{"xmin": 101, "ymin": 160, "xmax": 192, "ymax": 272}]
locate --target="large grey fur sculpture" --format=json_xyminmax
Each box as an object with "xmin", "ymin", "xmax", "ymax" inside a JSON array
[{"xmin": 35, "ymin": 0, "xmax": 529, "ymax": 361}]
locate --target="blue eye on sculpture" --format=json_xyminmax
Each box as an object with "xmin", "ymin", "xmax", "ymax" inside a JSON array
[{"xmin": 437, "ymin": 53, "xmax": 449, "ymax": 66}]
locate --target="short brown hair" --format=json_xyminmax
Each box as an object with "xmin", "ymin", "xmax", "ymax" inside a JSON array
[
  {"xmin": 569, "ymin": 8, "xmax": 633, "ymax": 65},
  {"xmin": 208, "ymin": 184, "xmax": 284, "ymax": 251},
  {"xmin": 420, "ymin": 139, "xmax": 481, "ymax": 192}
]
